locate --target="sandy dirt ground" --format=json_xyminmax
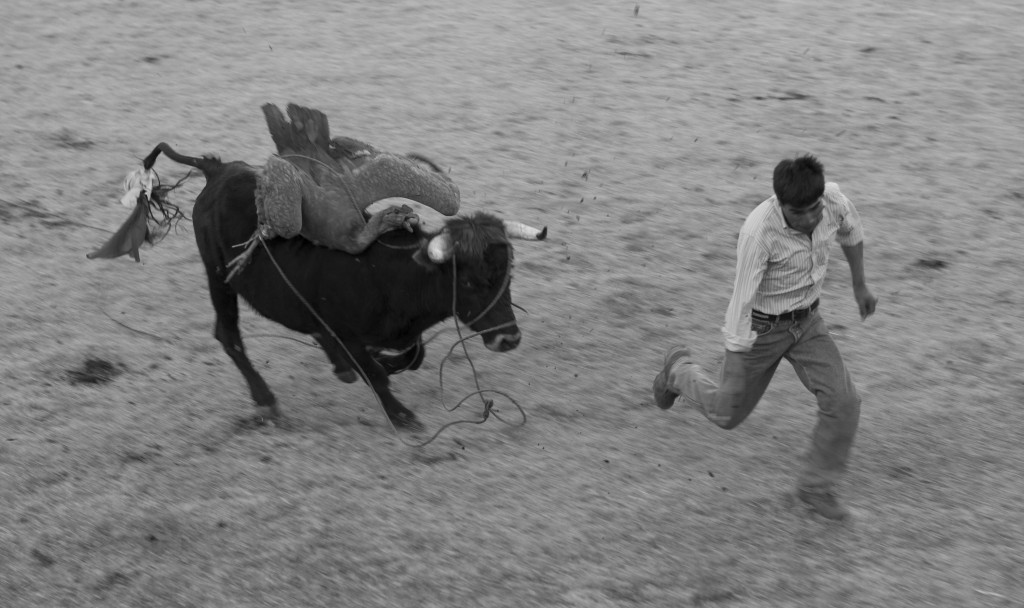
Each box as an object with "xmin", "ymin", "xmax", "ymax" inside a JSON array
[{"xmin": 2, "ymin": 1, "xmax": 1023, "ymax": 606}]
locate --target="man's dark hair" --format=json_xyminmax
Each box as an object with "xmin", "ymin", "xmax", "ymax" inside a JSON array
[{"xmin": 773, "ymin": 155, "xmax": 825, "ymax": 209}]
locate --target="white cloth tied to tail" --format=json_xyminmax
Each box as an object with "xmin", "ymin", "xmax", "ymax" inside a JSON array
[{"xmin": 121, "ymin": 167, "xmax": 155, "ymax": 208}]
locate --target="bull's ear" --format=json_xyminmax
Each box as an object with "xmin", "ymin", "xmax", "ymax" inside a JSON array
[{"xmin": 426, "ymin": 231, "xmax": 453, "ymax": 263}]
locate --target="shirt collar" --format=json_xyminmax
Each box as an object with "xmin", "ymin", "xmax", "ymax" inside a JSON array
[
  {"xmin": 768, "ymin": 196, "xmax": 799, "ymax": 233},
  {"xmin": 772, "ymin": 195, "xmax": 824, "ymax": 236}
]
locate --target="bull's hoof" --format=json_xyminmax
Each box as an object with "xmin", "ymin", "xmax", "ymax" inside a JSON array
[
  {"xmin": 335, "ymin": 369, "xmax": 359, "ymax": 384},
  {"xmin": 404, "ymin": 343, "xmax": 426, "ymax": 371},
  {"xmin": 252, "ymin": 404, "xmax": 282, "ymax": 425},
  {"xmin": 389, "ymin": 410, "xmax": 424, "ymax": 433},
  {"xmin": 236, "ymin": 410, "xmax": 281, "ymax": 431}
]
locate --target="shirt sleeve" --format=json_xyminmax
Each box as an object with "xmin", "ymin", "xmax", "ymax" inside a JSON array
[
  {"xmin": 830, "ymin": 184, "xmax": 864, "ymax": 247},
  {"xmin": 721, "ymin": 231, "xmax": 769, "ymax": 352}
]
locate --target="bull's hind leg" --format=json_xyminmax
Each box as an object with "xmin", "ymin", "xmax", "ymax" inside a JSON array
[
  {"xmin": 206, "ymin": 276, "xmax": 280, "ymax": 421},
  {"xmin": 312, "ymin": 332, "xmax": 359, "ymax": 384}
]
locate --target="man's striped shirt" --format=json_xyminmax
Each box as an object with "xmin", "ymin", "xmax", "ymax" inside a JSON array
[{"xmin": 722, "ymin": 182, "xmax": 864, "ymax": 352}]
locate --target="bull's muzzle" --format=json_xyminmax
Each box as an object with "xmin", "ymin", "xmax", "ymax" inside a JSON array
[{"xmin": 484, "ymin": 329, "xmax": 522, "ymax": 352}]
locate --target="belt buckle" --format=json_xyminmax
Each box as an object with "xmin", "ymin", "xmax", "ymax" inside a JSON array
[{"xmin": 795, "ymin": 303, "xmax": 814, "ymax": 320}]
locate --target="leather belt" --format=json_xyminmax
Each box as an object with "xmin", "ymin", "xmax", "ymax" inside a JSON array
[{"xmin": 752, "ymin": 299, "xmax": 819, "ymax": 322}]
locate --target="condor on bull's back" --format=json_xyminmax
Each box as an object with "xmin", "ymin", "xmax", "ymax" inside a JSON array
[{"xmin": 144, "ymin": 143, "xmax": 546, "ymax": 430}]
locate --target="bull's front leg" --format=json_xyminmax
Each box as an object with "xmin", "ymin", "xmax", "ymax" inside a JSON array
[
  {"xmin": 208, "ymin": 277, "xmax": 280, "ymax": 422},
  {"xmin": 345, "ymin": 343, "xmax": 423, "ymax": 432},
  {"xmin": 312, "ymin": 332, "xmax": 359, "ymax": 383}
]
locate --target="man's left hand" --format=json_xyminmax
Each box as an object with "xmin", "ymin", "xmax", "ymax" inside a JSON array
[{"xmin": 854, "ymin": 284, "xmax": 878, "ymax": 320}]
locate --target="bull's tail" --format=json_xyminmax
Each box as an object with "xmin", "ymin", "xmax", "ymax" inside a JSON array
[
  {"xmin": 142, "ymin": 142, "xmax": 223, "ymax": 176},
  {"xmin": 87, "ymin": 142, "xmax": 212, "ymax": 263}
]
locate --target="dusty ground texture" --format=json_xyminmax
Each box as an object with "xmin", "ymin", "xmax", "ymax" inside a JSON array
[{"xmin": 2, "ymin": 1, "xmax": 1023, "ymax": 607}]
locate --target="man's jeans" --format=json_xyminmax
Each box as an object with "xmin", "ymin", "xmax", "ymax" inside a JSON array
[{"xmin": 667, "ymin": 311, "xmax": 860, "ymax": 491}]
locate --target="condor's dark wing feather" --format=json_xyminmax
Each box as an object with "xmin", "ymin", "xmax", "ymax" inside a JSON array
[{"xmin": 262, "ymin": 104, "xmax": 333, "ymax": 158}]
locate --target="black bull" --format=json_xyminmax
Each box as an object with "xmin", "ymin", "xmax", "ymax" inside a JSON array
[{"xmin": 140, "ymin": 143, "xmax": 546, "ymax": 430}]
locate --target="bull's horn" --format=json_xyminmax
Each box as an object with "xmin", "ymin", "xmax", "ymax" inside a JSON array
[
  {"xmin": 503, "ymin": 220, "xmax": 547, "ymax": 241},
  {"xmin": 427, "ymin": 231, "xmax": 453, "ymax": 263}
]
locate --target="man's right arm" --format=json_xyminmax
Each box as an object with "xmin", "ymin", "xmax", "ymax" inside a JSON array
[{"xmin": 721, "ymin": 232, "xmax": 768, "ymax": 352}]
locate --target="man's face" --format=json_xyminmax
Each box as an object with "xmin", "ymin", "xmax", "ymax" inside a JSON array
[{"xmin": 780, "ymin": 197, "xmax": 823, "ymax": 235}]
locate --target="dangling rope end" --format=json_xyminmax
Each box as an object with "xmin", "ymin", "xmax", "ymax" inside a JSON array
[{"xmin": 225, "ymin": 230, "xmax": 265, "ymax": 282}]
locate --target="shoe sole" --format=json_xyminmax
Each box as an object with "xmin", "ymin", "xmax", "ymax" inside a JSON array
[
  {"xmin": 652, "ymin": 373, "xmax": 677, "ymax": 409},
  {"xmin": 652, "ymin": 347, "xmax": 691, "ymax": 409}
]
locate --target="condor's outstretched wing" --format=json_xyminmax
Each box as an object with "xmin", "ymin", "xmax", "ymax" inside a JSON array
[{"xmin": 260, "ymin": 103, "xmax": 460, "ymax": 216}]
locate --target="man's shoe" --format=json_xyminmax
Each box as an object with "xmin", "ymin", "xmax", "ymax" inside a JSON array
[
  {"xmin": 797, "ymin": 489, "xmax": 851, "ymax": 521},
  {"xmin": 652, "ymin": 346, "xmax": 692, "ymax": 409}
]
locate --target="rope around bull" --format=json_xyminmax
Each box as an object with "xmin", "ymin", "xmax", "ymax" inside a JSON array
[{"xmin": 251, "ymin": 231, "xmax": 526, "ymax": 448}]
